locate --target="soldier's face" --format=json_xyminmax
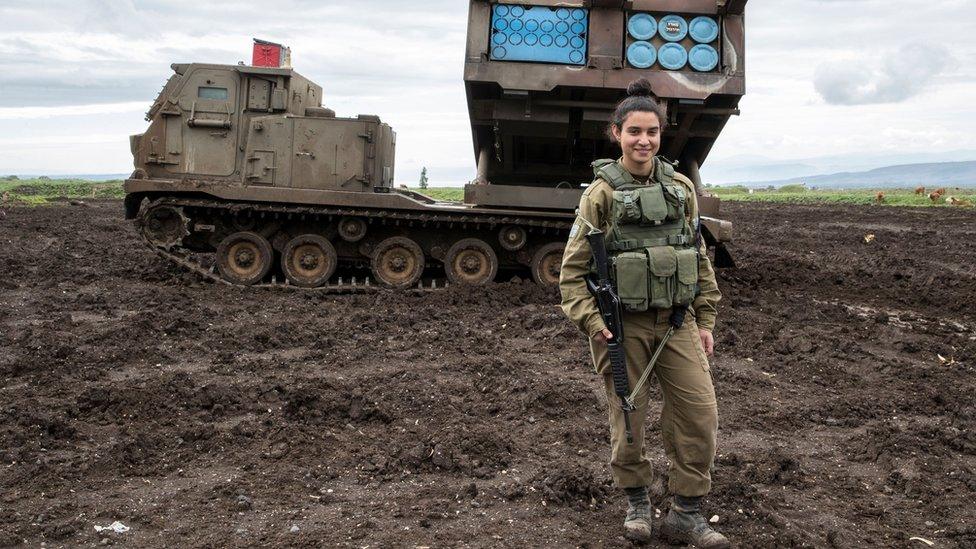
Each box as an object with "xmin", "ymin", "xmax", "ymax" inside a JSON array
[{"xmin": 613, "ymin": 111, "xmax": 661, "ymax": 166}]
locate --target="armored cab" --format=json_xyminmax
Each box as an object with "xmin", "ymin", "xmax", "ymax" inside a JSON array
[
  {"xmin": 463, "ymin": 0, "xmax": 746, "ymax": 264},
  {"xmin": 128, "ymin": 62, "xmax": 396, "ymax": 196}
]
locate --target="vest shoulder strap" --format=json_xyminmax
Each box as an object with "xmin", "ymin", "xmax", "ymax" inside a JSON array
[
  {"xmin": 655, "ymin": 157, "xmax": 677, "ymax": 186},
  {"xmin": 591, "ymin": 159, "xmax": 633, "ymax": 189}
]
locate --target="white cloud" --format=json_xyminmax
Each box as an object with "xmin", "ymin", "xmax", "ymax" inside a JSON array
[
  {"xmin": 707, "ymin": 0, "xmax": 976, "ymax": 170},
  {"xmin": 814, "ymin": 43, "xmax": 952, "ymax": 105}
]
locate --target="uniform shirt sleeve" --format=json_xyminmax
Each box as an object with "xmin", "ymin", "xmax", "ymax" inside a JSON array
[
  {"xmin": 678, "ymin": 174, "xmax": 722, "ymax": 332},
  {"xmin": 559, "ymin": 182, "xmax": 611, "ymax": 338}
]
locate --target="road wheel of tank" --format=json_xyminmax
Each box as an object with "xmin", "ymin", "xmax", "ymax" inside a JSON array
[
  {"xmin": 216, "ymin": 231, "xmax": 273, "ymax": 286},
  {"xmin": 231, "ymin": 212, "xmax": 256, "ymax": 232},
  {"xmin": 445, "ymin": 238, "xmax": 498, "ymax": 286},
  {"xmin": 498, "ymin": 225, "xmax": 527, "ymax": 251},
  {"xmin": 531, "ymin": 242, "xmax": 565, "ymax": 287},
  {"xmin": 281, "ymin": 234, "xmax": 337, "ymax": 288},
  {"xmin": 372, "ymin": 236, "xmax": 425, "ymax": 289},
  {"xmin": 338, "ymin": 217, "xmax": 367, "ymax": 242}
]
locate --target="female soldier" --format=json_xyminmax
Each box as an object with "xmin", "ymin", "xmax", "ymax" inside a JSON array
[{"xmin": 559, "ymin": 79, "xmax": 727, "ymax": 548}]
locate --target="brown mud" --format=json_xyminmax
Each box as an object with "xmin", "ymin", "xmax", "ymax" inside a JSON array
[{"xmin": 1, "ymin": 200, "xmax": 974, "ymax": 548}]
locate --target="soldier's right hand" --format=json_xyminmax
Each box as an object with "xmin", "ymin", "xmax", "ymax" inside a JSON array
[{"xmin": 593, "ymin": 328, "xmax": 614, "ymax": 345}]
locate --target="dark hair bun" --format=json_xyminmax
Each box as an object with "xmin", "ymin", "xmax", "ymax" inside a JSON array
[{"xmin": 626, "ymin": 78, "xmax": 653, "ymax": 98}]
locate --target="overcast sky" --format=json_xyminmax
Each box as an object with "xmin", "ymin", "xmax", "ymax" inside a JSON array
[{"xmin": 1, "ymin": 0, "xmax": 974, "ymax": 184}]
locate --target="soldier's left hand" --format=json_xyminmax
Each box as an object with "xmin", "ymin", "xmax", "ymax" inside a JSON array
[{"xmin": 699, "ymin": 329, "xmax": 714, "ymax": 356}]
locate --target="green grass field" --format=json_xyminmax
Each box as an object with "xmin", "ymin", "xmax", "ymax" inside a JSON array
[
  {"xmin": 407, "ymin": 184, "xmax": 976, "ymax": 208},
  {"xmin": 412, "ymin": 187, "xmax": 465, "ymax": 202},
  {"xmin": 0, "ymin": 177, "xmax": 124, "ymax": 205},
  {"xmin": 707, "ymin": 184, "xmax": 976, "ymax": 207},
  {"xmin": 3, "ymin": 177, "xmax": 973, "ymax": 209}
]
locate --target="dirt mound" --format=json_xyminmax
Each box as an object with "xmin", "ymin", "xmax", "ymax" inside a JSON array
[{"xmin": 1, "ymin": 199, "xmax": 975, "ymax": 547}]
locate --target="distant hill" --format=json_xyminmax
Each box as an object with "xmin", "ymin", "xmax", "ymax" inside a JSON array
[{"xmin": 727, "ymin": 161, "xmax": 976, "ymax": 189}]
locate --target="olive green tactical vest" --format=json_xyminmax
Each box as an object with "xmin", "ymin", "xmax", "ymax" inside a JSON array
[{"xmin": 592, "ymin": 158, "xmax": 699, "ymax": 312}]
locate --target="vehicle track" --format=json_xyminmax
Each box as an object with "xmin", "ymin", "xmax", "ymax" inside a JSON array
[{"xmin": 134, "ymin": 196, "xmax": 573, "ymax": 289}]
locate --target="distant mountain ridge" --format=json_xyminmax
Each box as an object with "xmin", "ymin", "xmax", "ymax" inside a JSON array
[
  {"xmin": 701, "ymin": 149, "xmax": 976, "ymax": 185},
  {"xmin": 725, "ymin": 160, "xmax": 976, "ymax": 189}
]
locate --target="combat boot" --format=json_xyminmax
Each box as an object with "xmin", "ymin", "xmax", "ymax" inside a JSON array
[
  {"xmin": 661, "ymin": 495, "xmax": 730, "ymax": 549},
  {"xmin": 623, "ymin": 487, "xmax": 653, "ymax": 542}
]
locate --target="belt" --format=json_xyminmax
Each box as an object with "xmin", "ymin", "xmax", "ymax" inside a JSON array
[{"xmin": 606, "ymin": 234, "xmax": 690, "ymax": 252}]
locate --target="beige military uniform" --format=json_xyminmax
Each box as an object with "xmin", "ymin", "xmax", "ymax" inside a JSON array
[{"xmin": 559, "ymin": 157, "xmax": 721, "ymax": 496}]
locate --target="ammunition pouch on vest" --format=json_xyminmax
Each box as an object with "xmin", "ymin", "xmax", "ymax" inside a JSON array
[{"xmin": 592, "ymin": 158, "xmax": 699, "ymax": 312}]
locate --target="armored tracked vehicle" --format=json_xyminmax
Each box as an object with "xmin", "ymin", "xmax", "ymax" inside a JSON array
[{"xmin": 125, "ymin": 1, "xmax": 745, "ymax": 289}]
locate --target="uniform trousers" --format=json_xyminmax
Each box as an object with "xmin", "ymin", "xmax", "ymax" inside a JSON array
[{"xmin": 589, "ymin": 308, "xmax": 718, "ymax": 496}]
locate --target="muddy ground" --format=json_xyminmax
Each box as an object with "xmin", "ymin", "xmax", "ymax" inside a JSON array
[{"xmin": 1, "ymin": 199, "xmax": 974, "ymax": 548}]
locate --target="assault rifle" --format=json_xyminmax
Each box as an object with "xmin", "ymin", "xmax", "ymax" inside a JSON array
[{"xmin": 584, "ymin": 227, "xmax": 637, "ymax": 444}]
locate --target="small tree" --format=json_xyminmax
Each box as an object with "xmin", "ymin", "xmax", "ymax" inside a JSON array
[
  {"xmin": 778, "ymin": 183, "xmax": 807, "ymax": 193},
  {"xmin": 419, "ymin": 167, "xmax": 429, "ymax": 189}
]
